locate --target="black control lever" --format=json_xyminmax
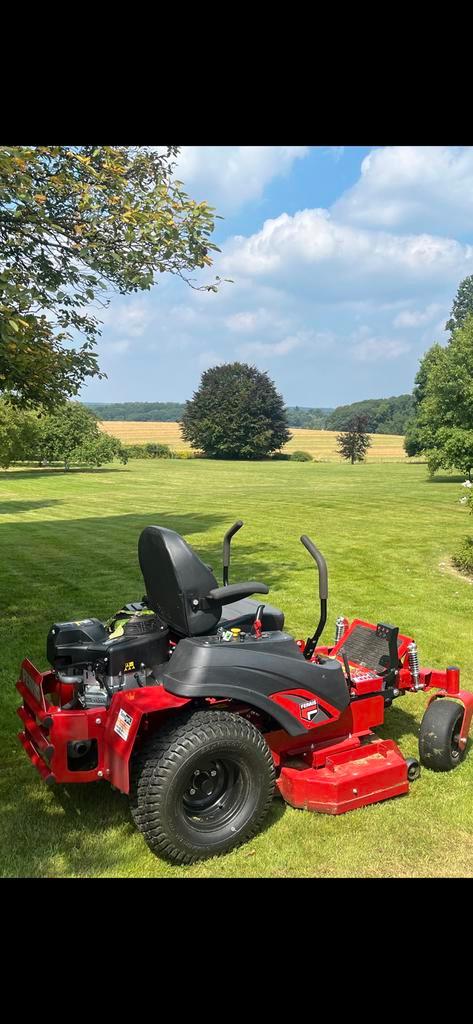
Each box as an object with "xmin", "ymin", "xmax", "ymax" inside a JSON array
[
  {"xmin": 300, "ymin": 534, "xmax": 328, "ymax": 659},
  {"xmin": 223, "ymin": 520, "xmax": 244, "ymax": 586}
]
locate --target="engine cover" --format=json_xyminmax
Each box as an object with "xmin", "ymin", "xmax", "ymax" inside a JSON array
[{"xmin": 47, "ymin": 616, "xmax": 169, "ymax": 677}]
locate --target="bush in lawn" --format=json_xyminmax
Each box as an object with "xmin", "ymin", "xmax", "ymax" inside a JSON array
[
  {"xmin": 290, "ymin": 450, "xmax": 313, "ymax": 462},
  {"xmin": 173, "ymin": 449, "xmax": 195, "ymax": 459},
  {"xmin": 453, "ymin": 481, "xmax": 473, "ymax": 575},
  {"xmin": 452, "ymin": 537, "xmax": 473, "ymax": 575},
  {"xmin": 271, "ymin": 451, "xmax": 291, "ymax": 461},
  {"xmin": 145, "ymin": 442, "xmax": 174, "ymax": 459},
  {"xmin": 122, "ymin": 444, "xmax": 150, "ymax": 460}
]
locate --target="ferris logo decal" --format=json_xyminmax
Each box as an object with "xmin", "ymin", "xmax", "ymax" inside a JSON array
[
  {"xmin": 300, "ymin": 698, "xmax": 319, "ymax": 722},
  {"xmin": 114, "ymin": 709, "xmax": 134, "ymax": 741}
]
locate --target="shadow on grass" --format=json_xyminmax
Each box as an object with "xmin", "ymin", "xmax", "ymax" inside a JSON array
[
  {"xmin": 0, "ymin": 500, "xmax": 63, "ymax": 515},
  {"xmin": 1, "ymin": 767, "xmax": 287, "ymax": 877},
  {"xmin": 424, "ymin": 474, "xmax": 467, "ymax": 484}
]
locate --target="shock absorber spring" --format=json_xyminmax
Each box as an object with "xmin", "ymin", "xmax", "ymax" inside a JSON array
[
  {"xmin": 408, "ymin": 642, "xmax": 421, "ymax": 689},
  {"xmin": 335, "ymin": 616, "xmax": 347, "ymax": 644}
]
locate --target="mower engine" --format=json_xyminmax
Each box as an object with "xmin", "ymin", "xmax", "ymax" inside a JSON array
[{"xmin": 46, "ymin": 608, "xmax": 169, "ymax": 709}]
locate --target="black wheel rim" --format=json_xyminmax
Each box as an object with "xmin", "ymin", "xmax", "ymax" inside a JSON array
[{"xmin": 179, "ymin": 756, "xmax": 250, "ymax": 834}]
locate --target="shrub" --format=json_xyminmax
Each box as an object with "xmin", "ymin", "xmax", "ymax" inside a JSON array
[
  {"xmin": 145, "ymin": 442, "xmax": 173, "ymax": 459},
  {"xmin": 173, "ymin": 449, "xmax": 195, "ymax": 459},
  {"xmin": 452, "ymin": 536, "xmax": 473, "ymax": 576},
  {"xmin": 122, "ymin": 444, "xmax": 150, "ymax": 460},
  {"xmin": 290, "ymin": 450, "xmax": 313, "ymax": 462},
  {"xmin": 271, "ymin": 451, "xmax": 291, "ymax": 461}
]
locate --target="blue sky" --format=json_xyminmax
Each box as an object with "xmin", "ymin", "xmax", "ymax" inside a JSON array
[{"xmin": 81, "ymin": 146, "xmax": 473, "ymax": 408}]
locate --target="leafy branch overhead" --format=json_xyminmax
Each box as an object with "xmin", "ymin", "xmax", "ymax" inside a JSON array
[{"xmin": 0, "ymin": 146, "xmax": 221, "ymax": 407}]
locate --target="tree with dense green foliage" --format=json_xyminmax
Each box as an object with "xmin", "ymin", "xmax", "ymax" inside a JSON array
[
  {"xmin": 181, "ymin": 362, "xmax": 291, "ymax": 459},
  {"xmin": 36, "ymin": 401, "xmax": 126, "ymax": 469},
  {"xmin": 327, "ymin": 394, "xmax": 414, "ymax": 435},
  {"xmin": 285, "ymin": 406, "xmax": 332, "ymax": 429},
  {"xmin": 445, "ymin": 275, "xmax": 473, "ymax": 334},
  {"xmin": 0, "ymin": 146, "xmax": 220, "ymax": 408},
  {"xmin": 0, "ymin": 400, "xmax": 40, "ymax": 469},
  {"xmin": 404, "ymin": 315, "xmax": 473, "ymax": 476},
  {"xmin": 336, "ymin": 415, "xmax": 372, "ymax": 464}
]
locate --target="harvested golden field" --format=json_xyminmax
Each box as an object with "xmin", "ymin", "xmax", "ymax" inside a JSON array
[{"xmin": 99, "ymin": 421, "xmax": 408, "ymax": 461}]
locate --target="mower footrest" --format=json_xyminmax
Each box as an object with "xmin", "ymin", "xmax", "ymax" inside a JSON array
[
  {"xmin": 18, "ymin": 730, "xmax": 55, "ymax": 784},
  {"xmin": 17, "ymin": 704, "xmax": 55, "ymax": 783},
  {"xmin": 277, "ymin": 739, "xmax": 409, "ymax": 815}
]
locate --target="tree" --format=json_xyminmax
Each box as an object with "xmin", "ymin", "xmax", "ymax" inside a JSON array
[
  {"xmin": 445, "ymin": 275, "xmax": 473, "ymax": 334},
  {"xmin": 336, "ymin": 415, "xmax": 372, "ymax": 464},
  {"xmin": 404, "ymin": 315, "xmax": 473, "ymax": 475},
  {"xmin": 69, "ymin": 434, "xmax": 128, "ymax": 468},
  {"xmin": 0, "ymin": 146, "xmax": 221, "ymax": 408},
  {"xmin": 0, "ymin": 400, "xmax": 40, "ymax": 468},
  {"xmin": 181, "ymin": 362, "xmax": 291, "ymax": 459},
  {"xmin": 37, "ymin": 401, "xmax": 125, "ymax": 469}
]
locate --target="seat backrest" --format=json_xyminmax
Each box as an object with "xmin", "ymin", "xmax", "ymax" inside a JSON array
[{"xmin": 138, "ymin": 526, "xmax": 222, "ymax": 636}]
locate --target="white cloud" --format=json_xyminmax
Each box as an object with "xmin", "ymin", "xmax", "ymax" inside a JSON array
[
  {"xmin": 224, "ymin": 307, "xmax": 291, "ymax": 334},
  {"xmin": 240, "ymin": 334, "xmax": 303, "ymax": 359},
  {"xmin": 333, "ymin": 146, "xmax": 473, "ymax": 234},
  {"xmin": 221, "ymin": 208, "xmax": 473, "ymax": 301},
  {"xmin": 175, "ymin": 146, "xmax": 309, "ymax": 214},
  {"xmin": 352, "ymin": 336, "xmax": 410, "ymax": 362},
  {"xmin": 100, "ymin": 301, "xmax": 153, "ymax": 337},
  {"xmin": 393, "ymin": 303, "xmax": 444, "ymax": 328}
]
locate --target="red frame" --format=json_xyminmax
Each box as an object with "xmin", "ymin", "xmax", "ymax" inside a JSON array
[{"xmin": 16, "ymin": 616, "xmax": 473, "ymax": 815}]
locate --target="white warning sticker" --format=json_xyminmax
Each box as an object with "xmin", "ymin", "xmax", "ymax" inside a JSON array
[{"xmin": 114, "ymin": 708, "xmax": 134, "ymax": 741}]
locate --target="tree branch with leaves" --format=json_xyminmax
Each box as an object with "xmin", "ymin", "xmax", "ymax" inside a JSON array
[{"xmin": 0, "ymin": 146, "xmax": 222, "ymax": 408}]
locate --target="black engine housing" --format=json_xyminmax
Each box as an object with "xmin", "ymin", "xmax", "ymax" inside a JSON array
[{"xmin": 47, "ymin": 616, "xmax": 169, "ymax": 676}]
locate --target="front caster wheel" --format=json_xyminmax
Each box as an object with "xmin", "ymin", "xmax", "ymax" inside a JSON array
[
  {"xmin": 405, "ymin": 757, "xmax": 421, "ymax": 782},
  {"xmin": 419, "ymin": 700, "xmax": 465, "ymax": 772},
  {"xmin": 130, "ymin": 709, "xmax": 276, "ymax": 864}
]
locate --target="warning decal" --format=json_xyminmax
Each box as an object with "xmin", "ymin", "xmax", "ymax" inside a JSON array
[{"xmin": 114, "ymin": 708, "xmax": 134, "ymax": 741}]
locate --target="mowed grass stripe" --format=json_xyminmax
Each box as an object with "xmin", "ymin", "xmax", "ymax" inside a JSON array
[{"xmin": 1, "ymin": 459, "xmax": 472, "ymax": 877}]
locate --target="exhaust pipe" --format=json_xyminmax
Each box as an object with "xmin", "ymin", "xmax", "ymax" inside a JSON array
[{"xmin": 300, "ymin": 534, "xmax": 328, "ymax": 659}]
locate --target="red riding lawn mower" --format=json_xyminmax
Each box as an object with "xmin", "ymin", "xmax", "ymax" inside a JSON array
[{"xmin": 17, "ymin": 520, "xmax": 473, "ymax": 864}]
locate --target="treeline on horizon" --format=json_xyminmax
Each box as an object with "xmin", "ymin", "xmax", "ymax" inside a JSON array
[{"xmin": 87, "ymin": 393, "xmax": 415, "ymax": 435}]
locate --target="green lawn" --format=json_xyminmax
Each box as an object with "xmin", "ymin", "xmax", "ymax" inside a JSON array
[{"xmin": 1, "ymin": 458, "xmax": 472, "ymax": 877}]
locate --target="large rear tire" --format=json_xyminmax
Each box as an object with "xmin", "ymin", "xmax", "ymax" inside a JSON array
[
  {"xmin": 130, "ymin": 709, "xmax": 276, "ymax": 864},
  {"xmin": 419, "ymin": 700, "xmax": 465, "ymax": 771}
]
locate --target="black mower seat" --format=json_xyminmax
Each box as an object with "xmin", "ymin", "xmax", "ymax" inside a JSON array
[
  {"xmin": 138, "ymin": 525, "xmax": 276, "ymax": 638},
  {"xmin": 218, "ymin": 598, "xmax": 284, "ymax": 633}
]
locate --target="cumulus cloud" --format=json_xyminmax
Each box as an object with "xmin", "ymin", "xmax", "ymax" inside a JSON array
[
  {"xmin": 393, "ymin": 303, "xmax": 445, "ymax": 328},
  {"xmin": 175, "ymin": 146, "xmax": 309, "ymax": 214},
  {"xmin": 352, "ymin": 336, "xmax": 411, "ymax": 362},
  {"xmin": 220, "ymin": 208, "xmax": 473, "ymax": 302},
  {"xmin": 332, "ymin": 146, "xmax": 473, "ymax": 234}
]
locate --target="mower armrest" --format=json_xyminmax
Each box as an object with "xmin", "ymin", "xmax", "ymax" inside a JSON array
[{"xmin": 207, "ymin": 582, "xmax": 269, "ymax": 605}]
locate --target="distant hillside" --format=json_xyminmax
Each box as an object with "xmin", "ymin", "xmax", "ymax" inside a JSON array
[
  {"xmin": 88, "ymin": 396, "xmax": 412, "ymax": 434},
  {"xmin": 285, "ymin": 406, "xmax": 333, "ymax": 428},
  {"xmin": 325, "ymin": 394, "xmax": 414, "ymax": 434},
  {"xmin": 87, "ymin": 402, "xmax": 185, "ymax": 422},
  {"xmin": 87, "ymin": 401, "xmax": 334, "ymax": 428}
]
